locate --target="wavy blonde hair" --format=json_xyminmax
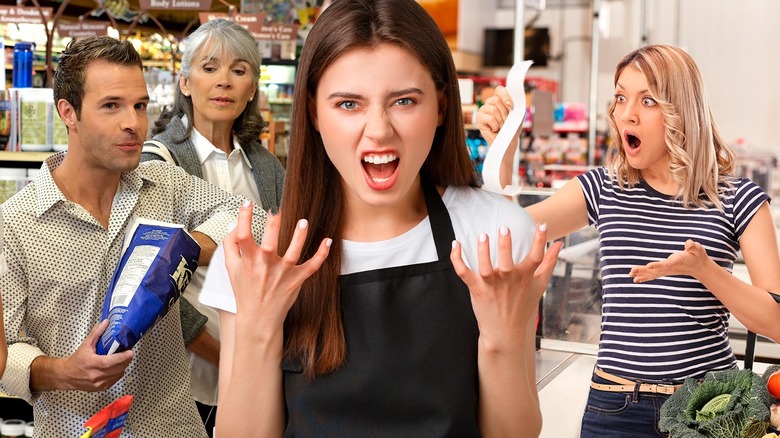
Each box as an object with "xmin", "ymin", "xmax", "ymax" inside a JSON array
[{"xmin": 606, "ymin": 44, "xmax": 735, "ymax": 209}]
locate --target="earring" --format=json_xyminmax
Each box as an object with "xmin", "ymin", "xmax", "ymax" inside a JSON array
[
  {"xmin": 182, "ymin": 91, "xmax": 190, "ymax": 97},
  {"xmin": 249, "ymin": 97, "xmax": 254, "ymax": 102}
]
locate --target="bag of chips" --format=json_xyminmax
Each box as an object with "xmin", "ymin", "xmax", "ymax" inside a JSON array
[
  {"xmin": 80, "ymin": 395, "xmax": 134, "ymax": 438},
  {"xmin": 97, "ymin": 218, "xmax": 200, "ymax": 355}
]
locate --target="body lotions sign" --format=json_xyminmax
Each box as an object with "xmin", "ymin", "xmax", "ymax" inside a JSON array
[{"xmin": 138, "ymin": 0, "xmax": 212, "ymax": 10}]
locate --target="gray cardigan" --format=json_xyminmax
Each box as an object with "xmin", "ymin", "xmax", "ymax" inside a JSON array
[
  {"xmin": 142, "ymin": 114, "xmax": 286, "ymax": 345},
  {"xmin": 143, "ymin": 114, "xmax": 286, "ymax": 212}
]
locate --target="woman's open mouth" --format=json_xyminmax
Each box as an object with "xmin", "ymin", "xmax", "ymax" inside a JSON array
[
  {"xmin": 362, "ymin": 153, "xmax": 399, "ymax": 189},
  {"xmin": 625, "ymin": 131, "xmax": 641, "ymax": 150}
]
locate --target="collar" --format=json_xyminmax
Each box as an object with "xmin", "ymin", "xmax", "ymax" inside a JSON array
[
  {"xmin": 35, "ymin": 151, "xmax": 154, "ymax": 217},
  {"xmin": 188, "ymin": 116, "xmax": 253, "ymax": 169}
]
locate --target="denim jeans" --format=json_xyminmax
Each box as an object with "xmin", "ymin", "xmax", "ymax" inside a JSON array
[{"xmin": 579, "ymin": 373, "xmax": 671, "ymax": 438}]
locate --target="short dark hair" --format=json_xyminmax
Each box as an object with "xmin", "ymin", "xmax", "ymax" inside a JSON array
[{"xmin": 53, "ymin": 36, "xmax": 143, "ymax": 118}]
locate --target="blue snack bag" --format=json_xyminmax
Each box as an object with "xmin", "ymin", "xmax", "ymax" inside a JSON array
[{"xmin": 97, "ymin": 218, "xmax": 201, "ymax": 355}]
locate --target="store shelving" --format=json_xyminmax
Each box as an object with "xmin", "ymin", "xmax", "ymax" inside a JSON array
[
  {"xmin": 0, "ymin": 151, "xmax": 53, "ymax": 162},
  {"xmin": 0, "ymin": 151, "xmax": 53, "ymax": 170},
  {"xmin": 259, "ymin": 62, "xmax": 296, "ymax": 164}
]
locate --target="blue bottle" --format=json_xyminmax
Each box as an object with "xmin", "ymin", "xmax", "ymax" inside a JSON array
[{"xmin": 12, "ymin": 42, "xmax": 35, "ymax": 88}]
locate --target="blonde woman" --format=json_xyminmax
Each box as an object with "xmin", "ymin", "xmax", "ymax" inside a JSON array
[{"xmin": 479, "ymin": 44, "xmax": 780, "ymax": 437}]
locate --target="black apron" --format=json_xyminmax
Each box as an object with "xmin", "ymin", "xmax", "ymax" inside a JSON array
[{"xmin": 283, "ymin": 181, "xmax": 481, "ymax": 437}]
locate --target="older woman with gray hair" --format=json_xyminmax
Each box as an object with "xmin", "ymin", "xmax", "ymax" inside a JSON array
[{"xmin": 142, "ymin": 18, "xmax": 285, "ymax": 436}]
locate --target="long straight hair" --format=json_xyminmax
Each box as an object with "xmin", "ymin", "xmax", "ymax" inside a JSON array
[
  {"xmin": 606, "ymin": 44, "xmax": 735, "ymax": 209},
  {"xmin": 280, "ymin": 0, "xmax": 478, "ymax": 377}
]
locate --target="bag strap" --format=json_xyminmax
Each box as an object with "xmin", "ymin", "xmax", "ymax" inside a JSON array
[
  {"xmin": 142, "ymin": 139, "xmax": 176, "ymax": 165},
  {"xmin": 743, "ymin": 290, "xmax": 780, "ymax": 370}
]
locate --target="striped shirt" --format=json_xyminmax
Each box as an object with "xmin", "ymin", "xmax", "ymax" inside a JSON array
[{"xmin": 578, "ymin": 168, "xmax": 769, "ymax": 383}]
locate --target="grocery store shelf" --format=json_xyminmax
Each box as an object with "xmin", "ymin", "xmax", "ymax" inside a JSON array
[{"xmin": 0, "ymin": 151, "xmax": 54, "ymax": 163}]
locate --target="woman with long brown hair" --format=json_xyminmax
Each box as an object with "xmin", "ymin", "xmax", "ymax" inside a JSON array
[{"xmin": 200, "ymin": 0, "xmax": 561, "ymax": 435}]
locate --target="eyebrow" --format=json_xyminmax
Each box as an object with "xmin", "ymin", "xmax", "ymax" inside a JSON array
[
  {"xmin": 327, "ymin": 87, "xmax": 425, "ymax": 100},
  {"xmin": 98, "ymin": 95, "xmax": 150, "ymax": 103},
  {"xmin": 199, "ymin": 55, "xmax": 250, "ymax": 65},
  {"xmin": 615, "ymin": 82, "xmax": 649, "ymax": 94}
]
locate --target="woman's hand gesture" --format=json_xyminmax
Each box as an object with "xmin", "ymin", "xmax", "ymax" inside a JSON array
[
  {"xmin": 223, "ymin": 201, "xmax": 332, "ymax": 332},
  {"xmin": 629, "ymin": 239, "xmax": 709, "ymax": 283},
  {"xmin": 450, "ymin": 224, "xmax": 562, "ymax": 348}
]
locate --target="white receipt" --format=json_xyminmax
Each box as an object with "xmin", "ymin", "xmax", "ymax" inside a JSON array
[{"xmin": 481, "ymin": 60, "xmax": 533, "ymax": 196}]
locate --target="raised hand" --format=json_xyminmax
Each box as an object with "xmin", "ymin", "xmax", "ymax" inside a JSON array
[
  {"xmin": 629, "ymin": 239, "xmax": 709, "ymax": 283},
  {"xmin": 476, "ymin": 85, "xmax": 514, "ymax": 146},
  {"xmin": 450, "ymin": 223, "xmax": 562, "ymax": 347},
  {"xmin": 223, "ymin": 201, "xmax": 332, "ymax": 331}
]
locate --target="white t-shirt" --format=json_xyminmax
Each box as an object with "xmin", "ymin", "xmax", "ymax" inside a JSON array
[
  {"xmin": 186, "ymin": 123, "xmax": 264, "ymax": 406},
  {"xmin": 200, "ymin": 186, "xmax": 536, "ymax": 314}
]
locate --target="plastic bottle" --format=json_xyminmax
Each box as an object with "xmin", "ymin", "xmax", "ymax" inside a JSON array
[
  {"xmin": 0, "ymin": 168, "xmax": 29, "ymax": 204},
  {"xmin": 12, "ymin": 42, "xmax": 35, "ymax": 89},
  {"xmin": 19, "ymin": 88, "xmax": 55, "ymax": 152},
  {"xmin": 0, "ymin": 419, "xmax": 26, "ymax": 438}
]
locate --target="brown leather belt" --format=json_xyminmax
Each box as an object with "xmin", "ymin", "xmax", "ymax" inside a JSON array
[{"xmin": 590, "ymin": 368, "xmax": 682, "ymax": 395}]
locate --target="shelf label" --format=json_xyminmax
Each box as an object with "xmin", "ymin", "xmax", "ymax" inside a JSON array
[
  {"xmin": 0, "ymin": 6, "xmax": 53, "ymax": 25},
  {"xmin": 233, "ymin": 13, "xmax": 265, "ymax": 33},
  {"xmin": 199, "ymin": 12, "xmax": 228, "ymax": 23},
  {"xmin": 57, "ymin": 20, "xmax": 110, "ymax": 38},
  {"xmin": 199, "ymin": 12, "xmax": 265, "ymax": 34},
  {"xmin": 198, "ymin": 12, "xmax": 295, "ymax": 41},
  {"xmin": 139, "ymin": 0, "xmax": 212, "ymax": 10},
  {"xmin": 251, "ymin": 23, "xmax": 298, "ymax": 41}
]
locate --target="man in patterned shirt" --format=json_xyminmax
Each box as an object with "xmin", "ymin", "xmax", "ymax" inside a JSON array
[{"xmin": 0, "ymin": 36, "xmax": 265, "ymax": 436}]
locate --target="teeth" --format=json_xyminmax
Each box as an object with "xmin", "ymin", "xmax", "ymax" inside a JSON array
[{"xmin": 363, "ymin": 154, "xmax": 398, "ymax": 164}]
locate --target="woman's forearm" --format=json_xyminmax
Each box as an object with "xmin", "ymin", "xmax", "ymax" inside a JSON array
[
  {"xmin": 216, "ymin": 314, "xmax": 286, "ymax": 437},
  {"xmin": 477, "ymin": 322, "xmax": 542, "ymax": 438}
]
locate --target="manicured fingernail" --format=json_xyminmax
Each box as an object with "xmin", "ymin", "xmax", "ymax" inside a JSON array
[
  {"xmin": 539, "ymin": 223, "xmax": 548, "ymax": 232},
  {"xmin": 298, "ymin": 219, "xmax": 308, "ymax": 230},
  {"xmin": 242, "ymin": 199, "xmax": 251, "ymax": 208},
  {"xmin": 479, "ymin": 233, "xmax": 487, "ymax": 243},
  {"xmin": 499, "ymin": 225, "xmax": 509, "ymax": 236},
  {"xmin": 451, "ymin": 240, "xmax": 458, "ymax": 249},
  {"xmin": 325, "ymin": 238, "xmax": 333, "ymax": 248},
  {"xmin": 506, "ymin": 100, "xmax": 513, "ymax": 107}
]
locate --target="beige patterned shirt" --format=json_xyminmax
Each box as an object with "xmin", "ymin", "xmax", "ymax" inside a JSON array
[{"xmin": 0, "ymin": 152, "xmax": 264, "ymax": 437}]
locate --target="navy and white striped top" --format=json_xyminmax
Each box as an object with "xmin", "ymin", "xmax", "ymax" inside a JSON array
[{"xmin": 577, "ymin": 167, "xmax": 769, "ymax": 383}]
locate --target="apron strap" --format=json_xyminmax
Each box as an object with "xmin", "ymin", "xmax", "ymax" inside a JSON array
[{"xmin": 421, "ymin": 177, "xmax": 456, "ymax": 262}]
